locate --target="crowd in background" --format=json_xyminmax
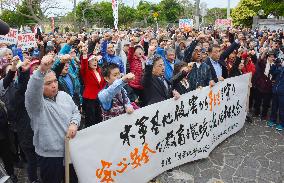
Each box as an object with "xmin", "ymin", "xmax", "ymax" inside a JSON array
[{"xmin": 0, "ymin": 26, "xmax": 283, "ymax": 183}]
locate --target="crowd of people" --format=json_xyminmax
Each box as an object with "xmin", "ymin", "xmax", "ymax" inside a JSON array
[{"xmin": 0, "ymin": 25, "xmax": 283, "ymax": 183}]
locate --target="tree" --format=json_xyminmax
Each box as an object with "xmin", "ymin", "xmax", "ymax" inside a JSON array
[
  {"xmin": 159, "ymin": 0, "xmax": 183, "ymax": 23},
  {"xmin": 135, "ymin": 1, "xmax": 154, "ymax": 25},
  {"xmin": 231, "ymin": 0, "xmax": 262, "ymax": 26},
  {"xmin": 75, "ymin": 0, "xmax": 97, "ymax": 27},
  {"xmin": 119, "ymin": 4, "xmax": 136, "ymax": 28},
  {"xmin": 95, "ymin": 2, "xmax": 114, "ymax": 28},
  {"xmin": 2, "ymin": 0, "xmax": 66, "ymax": 26},
  {"xmin": 178, "ymin": 0, "xmax": 194, "ymax": 19},
  {"xmin": 0, "ymin": 10, "xmax": 33, "ymax": 28},
  {"xmin": 261, "ymin": 0, "xmax": 284, "ymax": 17},
  {"xmin": 205, "ymin": 8, "xmax": 228, "ymax": 25}
]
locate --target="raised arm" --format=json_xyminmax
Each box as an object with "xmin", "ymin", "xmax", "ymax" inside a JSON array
[
  {"xmin": 17, "ymin": 59, "xmax": 31, "ymax": 96},
  {"xmin": 142, "ymin": 62, "xmax": 154, "ymax": 88},
  {"xmin": 101, "ymin": 39, "xmax": 108, "ymax": 59},
  {"xmin": 98, "ymin": 73, "xmax": 135, "ymax": 110},
  {"xmin": 128, "ymin": 38, "xmax": 135, "ymax": 64},
  {"xmin": 52, "ymin": 59, "xmax": 65, "ymax": 79},
  {"xmin": 25, "ymin": 55, "xmax": 54, "ymax": 117},
  {"xmin": 220, "ymin": 41, "xmax": 240, "ymax": 61},
  {"xmin": 59, "ymin": 36, "xmax": 76, "ymax": 55},
  {"xmin": 80, "ymin": 46, "xmax": 89, "ymax": 79},
  {"xmin": 183, "ymin": 34, "xmax": 205, "ymax": 63},
  {"xmin": 1, "ymin": 56, "xmax": 18, "ymax": 90},
  {"xmin": 183, "ymin": 40, "xmax": 199, "ymax": 63}
]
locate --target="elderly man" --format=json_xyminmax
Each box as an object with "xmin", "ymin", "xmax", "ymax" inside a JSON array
[{"xmin": 25, "ymin": 55, "xmax": 80, "ymax": 183}]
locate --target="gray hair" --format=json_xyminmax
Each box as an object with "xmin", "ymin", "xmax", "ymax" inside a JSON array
[
  {"xmin": 0, "ymin": 48, "xmax": 12, "ymax": 58},
  {"xmin": 166, "ymin": 48, "xmax": 175, "ymax": 56}
]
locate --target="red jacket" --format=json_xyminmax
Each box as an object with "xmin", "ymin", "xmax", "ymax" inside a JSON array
[
  {"xmin": 242, "ymin": 60, "xmax": 256, "ymax": 77},
  {"xmin": 80, "ymin": 57, "xmax": 106, "ymax": 99},
  {"xmin": 128, "ymin": 47, "xmax": 144, "ymax": 90}
]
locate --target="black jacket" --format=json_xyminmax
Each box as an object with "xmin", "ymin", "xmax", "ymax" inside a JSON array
[
  {"xmin": 183, "ymin": 40, "xmax": 199, "ymax": 63},
  {"xmin": 0, "ymin": 70, "xmax": 16, "ymax": 140},
  {"xmin": 204, "ymin": 41, "xmax": 240, "ymax": 82},
  {"xmin": 0, "ymin": 100, "xmax": 8, "ymax": 140},
  {"xmin": 14, "ymin": 68, "xmax": 34, "ymax": 148},
  {"xmin": 142, "ymin": 64, "xmax": 172, "ymax": 105},
  {"xmin": 230, "ymin": 57, "xmax": 243, "ymax": 77},
  {"xmin": 172, "ymin": 70, "xmax": 190, "ymax": 95}
]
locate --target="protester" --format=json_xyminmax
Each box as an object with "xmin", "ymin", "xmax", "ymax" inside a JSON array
[
  {"xmin": 267, "ymin": 57, "xmax": 284, "ymax": 131},
  {"xmin": 80, "ymin": 46, "xmax": 106, "ymax": 126},
  {"xmin": 98, "ymin": 63, "xmax": 135, "ymax": 121},
  {"xmin": 204, "ymin": 35, "xmax": 241, "ymax": 83},
  {"xmin": 0, "ymin": 56, "xmax": 25, "ymax": 169},
  {"xmin": 25, "ymin": 55, "xmax": 80, "ymax": 183},
  {"xmin": 52, "ymin": 54, "xmax": 82, "ymax": 107},
  {"xmin": 128, "ymin": 37, "xmax": 146, "ymax": 106},
  {"xmin": 163, "ymin": 48, "xmax": 179, "ymax": 81},
  {"xmin": 172, "ymin": 62, "xmax": 190, "ymax": 94},
  {"xmin": 101, "ymin": 32, "xmax": 125, "ymax": 73},
  {"xmin": 0, "ymin": 57, "xmax": 19, "ymax": 183},
  {"xmin": 142, "ymin": 47, "xmax": 181, "ymax": 106},
  {"xmin": 0, "ymin": 21, "xmax": 284, "ymax": 182},
  {"xmin": 253, "ymin": 50, "xmax": 274, "ymax": 120},
  {"xmin": 14, "ymin": 59, "xmax": 39, "ymax": 183}
]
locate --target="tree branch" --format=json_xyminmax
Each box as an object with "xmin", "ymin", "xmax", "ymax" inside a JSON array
[{"xmin": 17, "ymin": 10, "xmax": 39, "ymax": 20}]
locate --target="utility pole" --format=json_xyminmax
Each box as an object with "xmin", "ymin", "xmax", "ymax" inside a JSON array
[
  {"xmin": 227, "ymin": 0, "xmax": 230, "ymax": 19},
  {"xmin": 195, "ymin": 0, "xmax": 200, "ymax": 30},
  {"xmin": 73, "ymin": 0, "xmax": 76, "ymax": 12}
]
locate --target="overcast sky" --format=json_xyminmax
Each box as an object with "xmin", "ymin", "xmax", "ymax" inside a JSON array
[{"xmin": 61, "ymin": 0, "xmax": 240, "ymax": 14}]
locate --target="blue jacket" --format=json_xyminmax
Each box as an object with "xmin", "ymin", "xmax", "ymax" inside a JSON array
[
  {"xmin": 164, "ymin": 59, "xmax": 179, "ymax": 81},
  {"xmin": 59, "ymin": 43, "xmax": 72, "ymax": 55},
  {"xmin": 101, "ymin": 40, "xmax": 124, "ymax": 73},
  {"xmin": 52, "ymin": 59, "xmax": 82, "ymax": 105},
  {"xmin": 98, "ymin": 79, "xmax": 131, "ymax": 111},
  {"xmin": 156, "ymin": 47, "xmax": 166, "ymax": 58},
  {"xmin": 270, "ymin": 64, "xmax": 284, "ymax": 95},
  {"xmin": 58, "ymin": 43, "xmax": 81, "ymax": 87}
]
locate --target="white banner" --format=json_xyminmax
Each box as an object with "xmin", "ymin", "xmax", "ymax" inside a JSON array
[
  {"xmin": 70, "ymin": 74, "xmax": 250, "ymax": 183},
  {"xmin": 112, "ymin": 0, "xmax": 118, "ymax": 29},
  {"xmin": 179, "ymin": 19, "xmax": 193, "ymax": 28},
  {"xmin": 17, "ymin": 33, "xmax": 37, "ymax": 49},
  {"xmin": 0, "ymin": 29, "xmax": 18, "ymax": 45}
]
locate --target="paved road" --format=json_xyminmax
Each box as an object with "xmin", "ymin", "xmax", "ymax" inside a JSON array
[
  {"xmin": 12, "ymin": 115, "xmax": 284, "ymax": 183},
  {"xmin": 155, "ymin": 115, "xmax": 284, "ymax": 183}
]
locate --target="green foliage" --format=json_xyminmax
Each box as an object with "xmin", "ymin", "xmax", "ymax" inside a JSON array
[
  {"xmin": 135, "ymin": 1, "xmax": 154, "ymax": 24},
  {"xmin": 204, "ymin": 8, "xmax": 228, "ymax": 25},
  {"xmin": 119, "ymin": 5, "xmax": 137, "ymax": 28},
  {"xmin": 159, "ymin": 0, "xmax": 183, "ymax": 23},
  {"xmin": 74, "ymin": 0, "xmax": 184, "ymax": 28},
  {"xmin": 0, "ymin": 9, "xmax": 36, "ymax": 28},
  {"xmin": 231, "ymin": 0, "xmax": 264, "ymax": 26},
  {"xmin": 261, "ymin": 0, "xmax": 284, "ymax": 17}
]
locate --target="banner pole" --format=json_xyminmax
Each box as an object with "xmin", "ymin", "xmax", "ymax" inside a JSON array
[{"xmin": 65, "ymin": 137, "xmax": 70, "ymax": 183}]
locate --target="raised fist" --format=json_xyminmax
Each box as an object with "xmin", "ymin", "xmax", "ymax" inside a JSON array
[{"xmin": 122, "ymin": 73, "xmax": 135, "ymax": 82}]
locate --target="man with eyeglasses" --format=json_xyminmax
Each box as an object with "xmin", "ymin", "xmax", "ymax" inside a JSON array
[
  {"xmin": 186, "ymin": 45, "xmax": 215, "ymax": 91},
  {"xmin": 142, "ymin": 47, "xmax": 180, "ymax": 106}
]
